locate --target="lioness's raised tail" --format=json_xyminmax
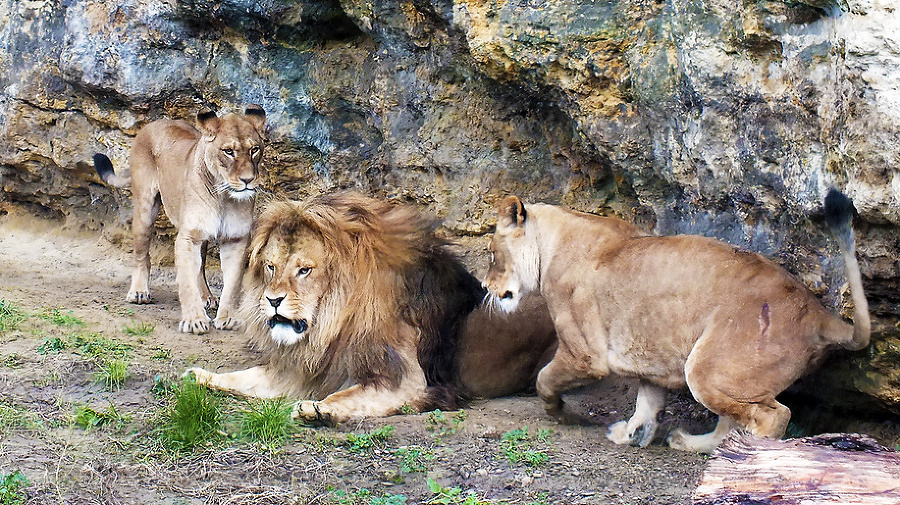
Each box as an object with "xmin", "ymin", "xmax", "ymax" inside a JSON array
[
  {"xmin": 824, "ymin": 188, "xmax": 870, "ymax": 351},
  {"xmin": 93, "ymin": 153, "xmax": 131, "ymax": 188}
]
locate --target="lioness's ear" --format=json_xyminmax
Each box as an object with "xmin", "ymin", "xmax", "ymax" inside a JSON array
[
  {"xmin": 244, "ymin": 104, "xmax": 267, "ymax": 134},
  {"xmin": 497, "ymin": 196, "xmax": 527, "ymax": 230},
  {"xmin": 197, "ymin": 109, "xmax": 220, "ymax": 140}
]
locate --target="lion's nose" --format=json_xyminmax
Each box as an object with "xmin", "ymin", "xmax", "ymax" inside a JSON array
[
  {"xmin": 266, "ymin": 296, "xmax": 284, "ymax": 308},
  {"xmin": 241, "ymin": 176, "xmax": 255, "ymax": 185}
]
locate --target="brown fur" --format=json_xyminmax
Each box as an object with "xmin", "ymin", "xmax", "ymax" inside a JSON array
[
  {"xmin": 186, "ymin": 192, "xmax": 556, "ymax": 424},
  {"xmin": 94, "ymin": 106, "xmax": 267, "ymax": 334},
  {"xmin": 484, "ymin": 194, "xmax": 870, "ymax": 453}
]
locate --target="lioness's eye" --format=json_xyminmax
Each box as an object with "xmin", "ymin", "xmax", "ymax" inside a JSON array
[
  {"xmin": 297, "ymin": 267, "xmax": 311, "ymax": 277},
  {"xmin": 265, "ymin": 263, "xmax": 275, "ymax": 275},
  {"xmin": 250, "ymin": 147, "xmax": 260, "ymax": 156},
  {"xmin": 223, "ymin": 148, "xmax": 235, "ymax": 157}
]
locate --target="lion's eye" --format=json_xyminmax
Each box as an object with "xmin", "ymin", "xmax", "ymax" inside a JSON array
[
  {"xmin": 297, "ymin": 267, "xmax": 311, "ymax": 277},
  {"xmin": 223, "ymin": 148, "xmax": 235, "ymax": 157},
  {"xmin": 265, "ymin": 263, "xmax": 275, "ymax": 273},
  {"xmin": 250, "ymin": 146, "xmax": 260, "ymax": 156}
]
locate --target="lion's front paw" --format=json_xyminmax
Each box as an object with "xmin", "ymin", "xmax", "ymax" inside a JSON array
[
  {"xmin": 292, "ymin": 400, "xmax": 336, "ymax": 426},
  {"xmin": 126, "ymin": 290, "xmax": 152, "ymax": 304},
  {"xmin": 606, "ymin": 420, "xmax": 657, "ymax": 447},
  {"xmin": 179, "ymin": 316, "xmax": 210, "ymax": 334},
  {"xmin": 213, "ymin": 315, "xmax": 242, "ymax": 331},
  {"xmin": 182, "ymin": 367, "xmax": 213, "ymax": 385}
]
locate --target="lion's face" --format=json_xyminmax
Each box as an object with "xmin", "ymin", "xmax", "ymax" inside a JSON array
[
  {"xmin": 199, "ymin": 109, "xmax": 266, "ymax": 201},
  {"xmin": 254, "ymin": 228, "xmax": 330, "ymax": 346},
  {"xmin": 484, "ymin": 197, "xmax": 540, "ymax": 313}
]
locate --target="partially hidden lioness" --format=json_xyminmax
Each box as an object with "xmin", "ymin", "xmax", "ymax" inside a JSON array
[
  {"xmin": 185, "ymin": 192, "xmax": 557, "ymax": 424},
  {"xmin": 94, "ymin": 106, "xmax": 267, "ymax": 334},
  {"xmin": 483, "ymin": 189, "xmax": 869, "ymax": 453}
]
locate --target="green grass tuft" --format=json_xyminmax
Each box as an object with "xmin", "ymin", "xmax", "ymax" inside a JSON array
[
  {"xmin": 39, "ymin": 308, "xmax": 84, "ymax": 327},
  {"xmin": 94, "ymin": 359, "xmax": 130, "ymax": 390},
  {"xmin": 123, "ymin": 320, "xmax": 154, "ymax": 337},
  {"xmin": 500, "ymin": 427, "xmax": 551, "ymax": 467},
  {"xmin": 0, "ymin": 301, "xmax": 26, "ymax": 334},
  {"xmin": 36, "ymin": 336, "xmax": 67, "ymax": 355},
  {"xmin": 345, "ymin": 425, "xmax": 394, "ymax": 453},
  {"xmin": 0, "ymin": 470, "xmax": 29, "ymax": 505},
  {"xmin": 73, "ymin": 403, "xmax": 129, "ymax": 430},
  {"xmin": 238, "ymin": 397, "xmax": 295, "ymax": 450},
  {"xmin": 157, "ymin": 381, "xmax": 223, "ymax": 452},
  {"xmin": 0, "ymin": 402, "xmax": 41, "ymax": 434}
]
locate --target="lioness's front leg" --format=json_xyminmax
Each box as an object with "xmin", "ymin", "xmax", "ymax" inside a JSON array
[
  {"xmin": 213, "ymin": 236, "xmax": 249, "ymax": 330},
  {"xmin": 293, "ymin": 368, "xmax": 428, "ymax": 425},
  {"xmin": 606, "ymin": 382, "xmax": 666, "ymax": 447},
  {"xmin": 175, "ymin": 231, "xmax": 211, "ymax": 334},
  {"xmin": 535, "ymin": 349, "xmax": 600, "ymax": 424}
]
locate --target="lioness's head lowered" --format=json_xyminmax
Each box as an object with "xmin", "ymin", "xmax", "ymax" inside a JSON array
[
  {"xmin": 197, "ymin": 105, "xmax": 267, "ymax": 201},
  {"xmin": 484, "ymin": 196, "xmax": 541, "ymax": 313}
]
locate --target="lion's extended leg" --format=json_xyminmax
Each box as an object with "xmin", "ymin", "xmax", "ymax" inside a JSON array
[
  {"xmin": 175, "ymin": 231, "xmax": 211, "ymax": 334},
  {"xmin": 213, "ymin": 237, "xmax": 248, "ymax": 330},
  {"xmin": 606, "ymin": 381, "xmax": 666, "ymax": 447},
  {"xmin": 293, "ymin": 366, "xmax": 428, "ymax": 425},
  {"xmin": 185, "ymin": 365, "xmax": 284, "ymax": 398}
]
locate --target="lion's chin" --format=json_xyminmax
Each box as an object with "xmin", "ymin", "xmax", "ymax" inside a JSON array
[{"xmin": 268, "ymin": 316, "xmax": 309, "ymax": 345}]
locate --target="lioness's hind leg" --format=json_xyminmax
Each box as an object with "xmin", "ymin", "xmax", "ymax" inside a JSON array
[
  {"xmin": 127, "ymin": 191, "xmax": 160, "ymax": 304},
  {"xmin": 667, "ymin": 415, "xmax": 736, "ymax": 453},
  {"xmin": 198, "ymin": 241, "xmax": 218, "ymax": 311},
  {"xmin": 606, "ymin": 382, "xmax": 666, "ymax": 447}
]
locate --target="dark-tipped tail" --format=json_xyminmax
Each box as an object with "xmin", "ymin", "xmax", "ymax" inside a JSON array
[
  {"xmin": 93, "ymin": 153, "xmax": 114, "ymax": 182},
  {"xmin": 824, "ymin": 188, "xmax": 870, "ymax": 351},
  {"xmin": 93, "ymin": 153, "xmax": 130, "ymax": 187}
]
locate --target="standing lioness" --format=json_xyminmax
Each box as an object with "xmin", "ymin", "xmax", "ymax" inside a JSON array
[
  {"xmin": 94, "ymin": 106, "xmax": 266, "ymax": 334},
  {"xmin": 483, "ymin": 189, "xmax": 869, "ymax": 453}
]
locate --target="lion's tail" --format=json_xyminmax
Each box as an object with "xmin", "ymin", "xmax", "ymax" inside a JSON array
[
  {"xmin": 93, "ymin": 153, "xmax": 131, "ymax": 188},
  {"xmin": 823, "ymin": 188, "xmax": 871, "ymax": 351}
]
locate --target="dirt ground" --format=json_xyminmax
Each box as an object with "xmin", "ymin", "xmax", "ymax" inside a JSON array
[{"xmin": 0, "ymin": 212, "xmax": 721, "ymax": 504}]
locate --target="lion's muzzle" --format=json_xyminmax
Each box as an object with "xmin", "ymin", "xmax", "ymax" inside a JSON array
[{"xmin": 268, "ymin": 314, "xmax": 308, "ymax": 334}]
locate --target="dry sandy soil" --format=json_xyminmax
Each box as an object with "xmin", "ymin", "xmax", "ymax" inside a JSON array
[{"xmin": 0, "ymin": 213, "xmax": 718, "ymax": 504}]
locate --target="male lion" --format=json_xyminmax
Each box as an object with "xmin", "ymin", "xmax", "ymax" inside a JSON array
[
  {"xmin": 483, "ymin": 189, "xmax": 869, "ymax": 453},
  {"xmin": 94, "ymin": 105, "xmax": 266, "ymax": 334},
  {"xmin": 186, "ymin": 192, "xmax": 557, "ymax": 424}
]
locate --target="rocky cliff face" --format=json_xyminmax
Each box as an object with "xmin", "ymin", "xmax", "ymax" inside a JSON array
[{"xmin": 1, "ymin": 0, "xmax": 898, "ymax": 415}]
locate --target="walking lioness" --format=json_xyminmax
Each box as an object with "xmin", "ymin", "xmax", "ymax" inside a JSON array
[
  {"xmin": 94, "ymin": 106, "xmax": 267, "ymax": 334},
  {"xmin": 483, "ymin": 189, "xmax": 869, "ymax": 453}
]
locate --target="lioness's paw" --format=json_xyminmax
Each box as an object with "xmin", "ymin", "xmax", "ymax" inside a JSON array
[
  {"xmin": 292, "ymin": 401, "xmax": 336, "ymax": 426},
  {"xmin": 126, "ymin": 290, "xmax": 152, "ymax": 304},
  {"xmin": 213, "ymin": 316, "xmax": 242, "ymax": 331},
  {"xmin": 607, "ymin": 420, "xmax": 657, "ymax": 447},
  {"xmin": 181, "ymin": 367, "xmax": 213, "ymax": 385},
  {"xmin": 179, "ymin": 317, "xmax": 210, "ymax": 334},
  {"xmin": 666, "ymin": 428, "xmax": 691, "ymax": 451}
]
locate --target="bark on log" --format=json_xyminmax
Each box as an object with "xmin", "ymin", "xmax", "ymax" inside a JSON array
[{"xmin": 693, "ymin": 431, "xmax": 900, "ymax": 504}]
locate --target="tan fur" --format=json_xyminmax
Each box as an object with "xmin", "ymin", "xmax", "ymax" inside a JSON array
[
  {"xmin": 97, "ymin": 106, "xmax": 266, "ymax": 334},
  {"xmin": 185, "ymin": 192, "xmax": 558, "ymax": 424},
  {"xmin": 484, "ymin": 195, "xmax": 870, "ymax": 453}
]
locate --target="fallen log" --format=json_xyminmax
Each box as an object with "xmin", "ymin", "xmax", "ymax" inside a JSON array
[{"xmin": 693, "ymin": 431, "xmax": 900, "ymax": 504}]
